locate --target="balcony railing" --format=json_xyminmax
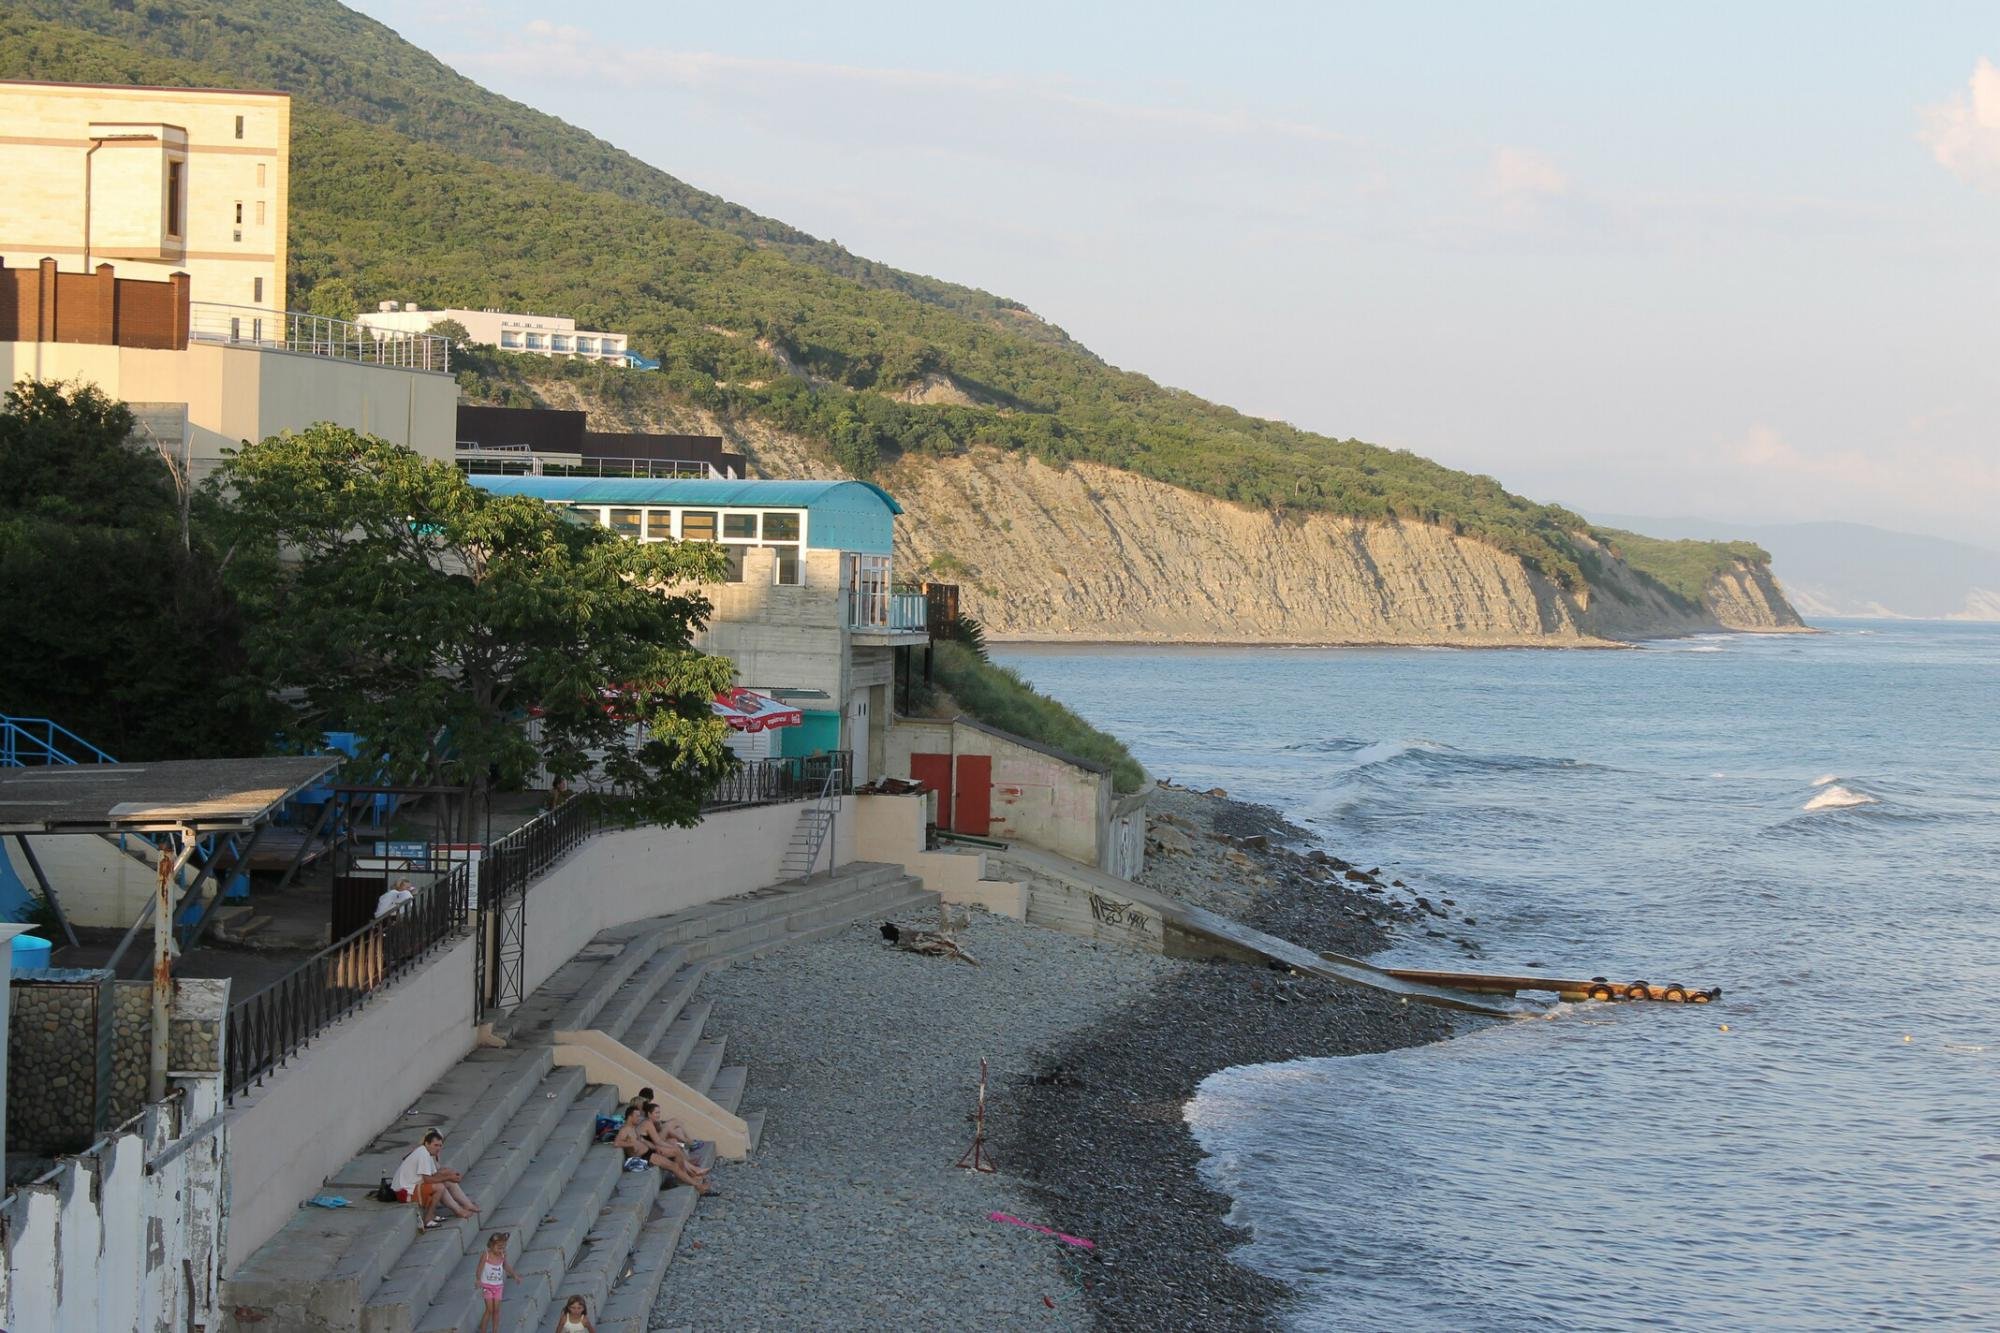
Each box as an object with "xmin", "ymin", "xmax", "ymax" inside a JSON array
[
  {"xmin": 849, "ymin": 584, "xmax": 929, "ymax": 634},
  {"xmin": 704, "ymin": 752, "xmax": 853, "ymax": 810},
  {"xmin": 190, "ymin": 302, "xmax": 450, "ymax": 372}
]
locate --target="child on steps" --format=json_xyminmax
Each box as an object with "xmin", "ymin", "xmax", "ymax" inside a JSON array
[{"xmin": 475, "ymin": 1232, "xmax": 521, "ymax": 1333}]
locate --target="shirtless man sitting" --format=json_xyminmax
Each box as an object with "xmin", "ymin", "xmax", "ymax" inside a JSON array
[{"xmin": 613, "ymin": 1105, "xmax": 713, "ymax": 1196}]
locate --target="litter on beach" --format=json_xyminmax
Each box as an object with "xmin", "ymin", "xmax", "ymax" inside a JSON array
[{"xmin": 989, "ymin": 1212, "xmax": 1096, "ymax": 1249}]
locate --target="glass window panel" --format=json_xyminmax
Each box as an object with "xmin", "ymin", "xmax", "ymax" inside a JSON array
[
  {"xmin": 607, "ymin": 508, "xmax": 642, "ymax": 539},
  {"xmin": 766, "ymin": 544, "xmax": 801, "ymax": 585},
  {"xmin": 723, "ymin": 513, "xmax": 758, "ymax": 540},
  {"xmin": 762, "ymin": 512, "xmax": 800, "ymax": 542},
  {"xmin": 681, "ymin": 511, "xmax": 717, "ymax": 542}
]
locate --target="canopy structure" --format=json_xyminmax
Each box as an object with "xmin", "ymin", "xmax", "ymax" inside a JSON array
[
  {"xmin": 0, "ymin": 756, "xmax": 341, "ymax": 836},
  {"xmin": 711, "ymin": 688, "xmax": 803, "ymax": 733}
]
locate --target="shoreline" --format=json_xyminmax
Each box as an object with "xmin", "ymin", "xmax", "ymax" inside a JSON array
[
  {"xmin": 999, "ymin": 784, "xmax": 1465, "ymax": 1329},
  {"xmin": 655, "ymin": 782, "xmax": 1483, "ymax": 1330}
]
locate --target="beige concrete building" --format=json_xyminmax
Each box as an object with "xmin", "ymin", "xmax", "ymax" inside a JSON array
[{"xmin": 0, "ymin": 80, "xmax": 289, "ymax": 314}]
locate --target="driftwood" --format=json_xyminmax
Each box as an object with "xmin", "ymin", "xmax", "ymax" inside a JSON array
[{"xmin": 880, "ymin": 919, "xmax": 980, "ymax": 965}]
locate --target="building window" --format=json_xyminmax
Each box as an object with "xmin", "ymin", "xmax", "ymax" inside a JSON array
[
  {"xmin": 763, "ymin": 512, "xmax": 801, "ymax": 543},
  {"xmin": 165, "ymin": 160, "xmax": 184, "ymax": 239},
  {"xmin": 680, "ymin": 511, "xmax": 717, "ymax": 543},
  {"xmin": 723, "ymin": 513, "xmax": 758, "ymax": 540},
  {"xmin": 525, "ymin": 333, "xmax": 545, "ymax": 350},
  {"xmin": 606, "ymin": 508, "xmax": 643, "ymax": 540},
  {"xmin": 551, "ymin": 335, "xmax": 571, "ymax": 352},
  {"xmin": 256, "ymin": 163, "xmax": 266, "ymax": 187},
  {"xmin": 722, "ymin": 546, "xmax": 747, "ymax": 583},
  {"xmin": 253, "ymin": 277, "xmax": 264, "ymax": 303},
  {"xmin": 235, "ymin": 202, "xmax": 243, "ymax": 224},
  {"xmin": 766, "ymin": 545, "xmax": 802, "ymax": 585},
  {"xmin": 500, "ymin": 332, "xmax": 521, "ymax": 348},
  {"xmin": 575, "ymin": 337, "xmax": 595, "ymax": 354},
  {"xmin": 256, "ymin": 200, "xmax": 266, "ymax": 225},
  {"xmin": 234, "ymin": 115, "xmax": 245, "ymax": 140}
]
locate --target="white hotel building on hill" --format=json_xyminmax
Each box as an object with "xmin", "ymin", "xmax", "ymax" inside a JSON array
[{"xmin": 358, "ymin": 302, "xmax": 634, "ymax": 364}]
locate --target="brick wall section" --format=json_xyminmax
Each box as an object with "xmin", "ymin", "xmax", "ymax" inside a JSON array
[{"xmin": 0, "ymin": 257, "xmax": 188, "ymax": 349}]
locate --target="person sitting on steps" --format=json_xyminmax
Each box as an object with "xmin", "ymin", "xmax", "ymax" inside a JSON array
[
  {"xmin": 613, "ymin": 1105, "xmax": 714, "ymax": 1195},
  {"xmin": 641, "ymin": 1101, "xmax": 709, "ymax": 1170},
  {"xmin": 392, "ymin": 1128, "xmax": 479, "ymax": 1228},
  {"xmin": 628, "ymin": 1087, "xmax": 703, "ymax": 1154}
]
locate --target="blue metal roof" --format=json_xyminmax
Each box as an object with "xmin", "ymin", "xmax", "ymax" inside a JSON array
[{"xmin": 470, "ymin": 476, "xmax": 904, "ymax": 554}]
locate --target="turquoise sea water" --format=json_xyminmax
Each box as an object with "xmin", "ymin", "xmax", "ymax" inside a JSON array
[{"xmin": 995, "ymin": 622, "xmax": 2000, "ymax": 1331}]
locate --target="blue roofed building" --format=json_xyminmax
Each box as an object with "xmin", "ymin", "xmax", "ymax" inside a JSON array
[{"xmin": 468, "ymin": 476, "xmax": 932, "ymax": 782}]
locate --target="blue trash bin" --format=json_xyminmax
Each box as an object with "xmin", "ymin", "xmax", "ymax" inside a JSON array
[{"xmin": 10, "ymin": 934, "xmax": 52, "ymax": 972}]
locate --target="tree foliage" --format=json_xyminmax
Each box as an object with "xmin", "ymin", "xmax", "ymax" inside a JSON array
[
  {"xmin": 0, "ymin": 382, "xmax": 267, "ymax": 759},
  {"xmin": 213, "ymin": 427, "xmax": 738, "ymax": 828}
]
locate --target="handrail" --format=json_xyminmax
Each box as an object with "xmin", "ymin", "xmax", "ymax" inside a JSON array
[
  {"xmin": 0, "ymin": 714, "xmax": 117, "ymax": 766},
  {"xmin": 480, "ymin": 792, "xmax": 597, "ymax": 905},
  {"xmin": 188, "ymin": 302, "xmax": 450, "ymax": 373}
]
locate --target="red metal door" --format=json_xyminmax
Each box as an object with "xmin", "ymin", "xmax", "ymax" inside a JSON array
[
  {"xmin": 910, "ymin": 752, "xmax": 954, "ymax": 830},
  {"xmin": 953, "ymin": 754, "xmax": 992, "ymax": 837}
]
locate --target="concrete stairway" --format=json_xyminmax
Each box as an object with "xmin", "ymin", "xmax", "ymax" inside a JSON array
[{"xmin": 224, "ymin": 861, "xmax": 935, "ymax": 1333}]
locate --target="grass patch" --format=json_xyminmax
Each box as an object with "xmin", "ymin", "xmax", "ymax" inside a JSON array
[{"xmin": 930, "ymin": 642, "xmax": 1146, "ymax": 794}]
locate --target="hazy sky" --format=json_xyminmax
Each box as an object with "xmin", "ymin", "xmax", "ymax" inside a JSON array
[{"xmin": 355, "ymin": 1, "xmax": 1999, "ymax": 545}]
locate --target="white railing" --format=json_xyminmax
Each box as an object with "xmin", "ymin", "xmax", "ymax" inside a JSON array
[
  {"xmin": 849, "ymin": 586, "xmax": 928, "ymax": 633},
  {"xmin": 188, "ymin": 303, "xmax": 450, "ymax": 372},
  {"xmin": 454, "ymin": 450, "xmax": 718, "ymax": 479}
]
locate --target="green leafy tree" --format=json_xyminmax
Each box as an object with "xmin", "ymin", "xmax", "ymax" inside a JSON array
[
  {"xmin": 304, "ymin": 276, "xmax": 360, "ymax": 321},
  {"xmin": 426, "ymin": 317, "xmax": 473, "ymax": 348},
  {"xmin": 0, "ymin": 381, "xmax": 266, "ymax": 759},
  {"xmin": 213, "ymin": 427, "xmax": 738, "ymax": 832}
]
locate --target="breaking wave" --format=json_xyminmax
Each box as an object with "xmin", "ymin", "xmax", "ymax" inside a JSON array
[{"xmin": 1805, "ymin": 784, "xmax": 1879, "ymax": 811}]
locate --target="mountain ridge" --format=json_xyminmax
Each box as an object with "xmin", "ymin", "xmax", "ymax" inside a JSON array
[{"xmin": 0, "ymin": 0, "xmax": 1807, "ymax": 642}]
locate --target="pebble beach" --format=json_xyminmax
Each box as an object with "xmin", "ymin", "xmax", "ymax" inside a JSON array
[{"xmin": 652, "ymin": 784, "xmax": 1468, "ymax": 1330}]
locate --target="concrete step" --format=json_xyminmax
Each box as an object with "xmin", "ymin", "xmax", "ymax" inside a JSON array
[
  {"xmin": 649, "ymin": 863, "xmax": 907, "ymax": 945},
  {"xmin": 706, "ymin": 1065, "xmax": 747, "ymax": 1117},
  {"xmin": 648, "ymin": 999, "xmax": 712, "ymax": 1080},
  {"xmin": 683, "ymin": 877, "xmax": 931, "ymax": 965},
  {"xmin": 504, "ymin": 925, "xmax": 671, "ymax": 1043},
  {"xmin": 227, "ymin": 1048, "xmax": 559, "ymax": 1324},
  {"xmin": 597, "ymin": 1189, "xmax": 697, "ymax": 1330},
  {"xmin": 679, "ymin": 1037, "xmax": 726, "ymax": 1100},
  {"xmin": 618, "ymin": 965, "xmax": 707, "ymax": 1062},
  {"xmin": 416, "ymin": 1141, "xmax": 633, "ymax": 1333},
  {"xmin": 371, "ymin": 1083, "xmax": 617, "ymax": 1333},
  {"xmin": 703, "ymin": 888, "xmax": 939, "ymax": 968},
  {"xmin": 589, "ymin": 945, "xmax": 687, "ymax": 1047}
]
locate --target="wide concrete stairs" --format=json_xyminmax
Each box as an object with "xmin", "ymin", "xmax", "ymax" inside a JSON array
[{"xmin": 225, "ymin": 862, "xmax": 934, "ymax": 1333}]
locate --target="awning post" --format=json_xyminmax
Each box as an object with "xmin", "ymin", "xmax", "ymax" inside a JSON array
[{"xmin": 150, "ymin": 827, "xmax": 199, "ymax": 1102}]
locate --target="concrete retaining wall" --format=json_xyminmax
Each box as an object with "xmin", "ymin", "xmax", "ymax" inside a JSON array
[
  {"xmin": 222, "ymin": 933, "xmax": 478, "ymax": 1271},
  {"xmin": 520, "ymin": 799, "xmax": 854, "ymax": 999},
  {"xmin": 852, "ymin": 793, "xmax": 1027, "ymax": 918}
]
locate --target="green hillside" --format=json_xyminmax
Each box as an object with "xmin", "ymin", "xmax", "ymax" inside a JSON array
[{"xmin": 0, "ymin": 1, "xmax": 1769, "ymax": 605}]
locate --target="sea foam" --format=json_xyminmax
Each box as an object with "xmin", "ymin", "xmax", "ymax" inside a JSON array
[{"xmin": 1804, "ymin": 784, "xmax": 1879, "ymax": 811}]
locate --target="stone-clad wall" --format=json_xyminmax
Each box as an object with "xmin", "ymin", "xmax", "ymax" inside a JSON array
[{"xmin": 8, "ymin": 975, "xmax": 227, "ymax": 1154}]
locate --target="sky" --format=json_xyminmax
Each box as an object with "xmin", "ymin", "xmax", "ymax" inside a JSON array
[{"xmin": 352, "ymin": 0, "xmax": 2000, "ymax": 546}]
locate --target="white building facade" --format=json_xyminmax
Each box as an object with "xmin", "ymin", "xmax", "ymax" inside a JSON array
[{"xmin": 359, "ymin": 303, "xmax": 631, "ymax": 364}]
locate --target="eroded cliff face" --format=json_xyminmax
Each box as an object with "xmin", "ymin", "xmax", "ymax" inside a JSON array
[{"xmin": 523, "ymin": 388, "xmax": 1802, "ymax": 643}]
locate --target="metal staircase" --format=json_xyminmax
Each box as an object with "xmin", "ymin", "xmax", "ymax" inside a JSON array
[{"xmin": 778, "ymin": 755, "xmax": 847, "ymax": 881}]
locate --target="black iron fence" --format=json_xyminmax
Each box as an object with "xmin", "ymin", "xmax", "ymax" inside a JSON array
[
  {"xmin": 224, "ymin": 863, "xmax": 468, "ymax": 1101},
  {"xmin": 481, "ymin": 793, "xmax": 600, "ymax": 907},
  {"xmin": 703, "ymin": 751, "xmax": 851, "ymax": 810}
]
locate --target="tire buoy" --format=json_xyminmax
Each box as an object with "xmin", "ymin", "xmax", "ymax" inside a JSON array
[
  {"xmin": 1688, "ymin": 989, "xmax": 1713, "ymax": 1004},
  {"xmin": 1663, "ymin": 984, "xmax": 1688, "ymax": 1003},
  {"xmin": 1624, "ymin": 981, "xmax": 1651, "ymax": 1001},
  {"xmin": 1586, "ymin": 982, "xmax": 1615, "ymax": 1002}
]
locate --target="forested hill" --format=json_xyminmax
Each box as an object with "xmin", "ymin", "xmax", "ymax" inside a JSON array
[{"xmin": 0, "ymin": 0, "xmax": 1793, "ymax": 625}]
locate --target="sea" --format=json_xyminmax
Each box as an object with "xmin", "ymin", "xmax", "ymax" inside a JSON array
[{"xmin": 993, "ymin": 620, "xmax": 1999, "ymax": 1332}]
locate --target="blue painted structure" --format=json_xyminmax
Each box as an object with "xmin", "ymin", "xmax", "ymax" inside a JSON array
[{"xmin": 468, "ymin": 476, "xmax": 905, "ymax": 556}]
